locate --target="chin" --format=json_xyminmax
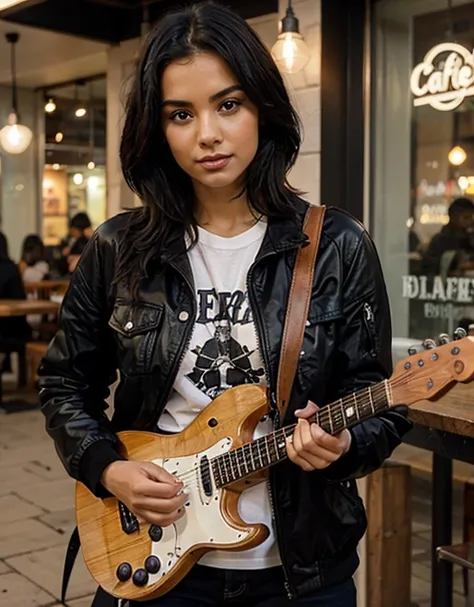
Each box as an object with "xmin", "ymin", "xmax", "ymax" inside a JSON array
[{"xmin": 193, "ymin": 171, "xmax": 245, "ymax": 190}]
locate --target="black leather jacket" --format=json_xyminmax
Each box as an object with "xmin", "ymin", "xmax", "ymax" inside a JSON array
[{"xmin": 38, "ymin": 201, "xmax": 411, "ymax": 598}]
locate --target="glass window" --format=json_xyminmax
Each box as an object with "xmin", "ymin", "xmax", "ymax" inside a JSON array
[
  {"xmin": 42, "ymin": 77, "xmax": 106, "ymax": 247},
  {"xmin": 372, "ymin": 0, "xmax": 474, "ymax": 349}
]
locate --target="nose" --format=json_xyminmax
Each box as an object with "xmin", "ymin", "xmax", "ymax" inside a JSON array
[{"xmin": 197, "ymin": 113, "xmax": 223, "ymax": 148}]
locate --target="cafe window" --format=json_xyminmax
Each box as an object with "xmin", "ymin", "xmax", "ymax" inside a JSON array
[
  {"xmin": 372, "ymin": 0, "xmax": 474, "ymax": 343},
  {"xmin": 41, "ymin": 76, "xmax": 106, "ymax": 246}
]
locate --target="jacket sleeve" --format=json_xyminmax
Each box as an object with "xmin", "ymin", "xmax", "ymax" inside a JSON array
[
  {"xmin": 322, "ymin": 230, "xmax": 412, "ymax": 482},
  {"xmin": 38, "ymin": 230, "xmax": 123, "ymax": 496}
]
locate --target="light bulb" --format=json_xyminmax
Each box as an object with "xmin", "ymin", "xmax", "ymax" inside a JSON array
[
  {"xmin": 52, "ymin": 163, "xmax": 60, "ymax": 171},
  {"xmin": 55, "ymin": 132, "xmax": 63, "ymax": 143},
  {"xmin": 87, "ymin": 161, "xmax": 95, "ymax": 169},
  {"xmin": 448, "ymin": 146, "xmax": 467, "ymax": 166},
  {"xmin": 45, "ymin": 98, "xmax": 56, "ymax": 113},
  {"xmin": 0, "ymin": 112, "xmax": 33, "ymax": 154},
  {"xmin": 271, "ymin": 32, "xmax": 310, "ymax": 74},
  {"xmin": 75, "ymin": 107, "xmax": 87, "ymax": 118},
  {"xmin": 73, "ymin": 173, "xmax": 83, "ymax": 185},
  {"xmin": 459, "ymin": 176, "xmax": 469, "ymax": 191}
]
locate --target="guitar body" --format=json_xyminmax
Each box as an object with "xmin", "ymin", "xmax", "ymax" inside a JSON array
[{"xmin": 76, "ymin": 384, "xmax": 270, "ymax": 602}]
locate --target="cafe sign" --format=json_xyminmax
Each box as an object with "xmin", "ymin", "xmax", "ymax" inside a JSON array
[{"xmin": 410, "ymin": 42, "xmax": 474, "ymax": 111}]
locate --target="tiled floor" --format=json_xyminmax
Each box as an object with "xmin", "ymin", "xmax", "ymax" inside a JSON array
[{"xmin": 0, "ymin": 390, "xmax": 471, "ymax": 606}]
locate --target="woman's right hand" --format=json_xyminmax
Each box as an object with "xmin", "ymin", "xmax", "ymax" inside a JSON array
[{"xmin": 101, "ymin": 460, "xmax": 187, "ymax": 527}]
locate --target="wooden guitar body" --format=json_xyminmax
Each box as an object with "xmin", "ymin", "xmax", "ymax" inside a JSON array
[{"xmin": 75, "ymin": 384, "xmax": 270, "ymax": 601}]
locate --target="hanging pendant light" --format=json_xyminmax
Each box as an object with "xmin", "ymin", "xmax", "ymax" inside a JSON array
[
  {"xmin": 0, "ymin": 33, "xmax": 33, "ymax": 155},
  {"xmin": 271, "ymin": 0, "xmax": 310, "ymax": 74}
]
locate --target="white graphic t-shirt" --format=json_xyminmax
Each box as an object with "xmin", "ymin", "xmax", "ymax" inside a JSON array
[{"xmin": 159, "ymin": 218, "xmax": 281, "ymax": 569}]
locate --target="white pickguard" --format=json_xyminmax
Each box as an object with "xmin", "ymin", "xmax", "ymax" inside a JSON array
[{"xmin": 146, "ymin": 438, "xmax": 252, "ymax": 586}]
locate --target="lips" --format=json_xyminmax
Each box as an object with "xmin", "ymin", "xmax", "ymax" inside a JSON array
[{"xmin": 197, "ymin": 154, "xmax": 232, "ymax": 170}]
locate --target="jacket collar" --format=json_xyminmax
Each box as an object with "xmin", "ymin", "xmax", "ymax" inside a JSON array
[{"xmin": 163, "ymin": 198, "xmax": 310, "ymax": 284}]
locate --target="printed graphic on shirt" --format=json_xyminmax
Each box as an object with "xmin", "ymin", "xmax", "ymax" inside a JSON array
[{"xmin": 186, "ymin": 288, "xmax": 265, "ymax": 399}]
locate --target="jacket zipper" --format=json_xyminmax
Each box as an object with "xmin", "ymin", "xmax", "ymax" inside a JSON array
[
  {"xmin": 246, "ymin": 250, "xmax": 297, "ymax": 601},
  {"xmin": 363, "ymin": 302, "xmax": 377, "ymax": 357}
]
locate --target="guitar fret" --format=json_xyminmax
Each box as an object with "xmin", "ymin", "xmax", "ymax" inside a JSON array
[
  {"xmin": 354, "ymin": 393, "xmax": 360, "ymax": 420},
  {"xmin": 256, "ymin": 439, "xmax": 264, "ymax": 468},
  {"xmin": 368, "ymin": 386, "xmax": 375, "ymax": 414},
  {"xmin": 264, "ymin": 436, "xmax": 272, "ymax": 465}
]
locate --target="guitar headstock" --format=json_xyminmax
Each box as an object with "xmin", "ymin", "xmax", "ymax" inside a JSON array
[{"xmin": 391, "ymin": 328, "xmax": 474, "ymax": 406}]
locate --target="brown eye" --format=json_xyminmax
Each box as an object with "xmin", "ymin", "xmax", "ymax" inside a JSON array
[
  {"xmin": 220, "ymin": 99, "xmax": 241, "ymax": 113},
  {"xmin": 170, "ymin": 110, "xmax": 191, "ymax": 122}
]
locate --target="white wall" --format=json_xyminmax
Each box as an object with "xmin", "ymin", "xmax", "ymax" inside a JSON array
[
  {"xmin": 105, "ymin": 3, "xmax": 322, "ymax": 216},
  {"xmin": 0, "ymin": 85, "xmax": 41, "ymax": 260}
]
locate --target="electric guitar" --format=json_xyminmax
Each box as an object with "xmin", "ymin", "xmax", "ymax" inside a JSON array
[{"xmin": 76, "ymin": 329, "xmax": 474, "ymax": 601}]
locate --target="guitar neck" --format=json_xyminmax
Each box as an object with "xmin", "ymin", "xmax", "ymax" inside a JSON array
[{"xmin": 211, "ymin": 380, "xmax": 393, "ymax": 488}]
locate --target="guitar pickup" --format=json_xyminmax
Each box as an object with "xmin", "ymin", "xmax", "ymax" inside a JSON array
[
  {"xmin": 200, "ymin": 456, "xmax": 213, "ymax": 497},
  {"xmin": 118, "ymin": 501, "xmax": 139, "ymax": 534}
]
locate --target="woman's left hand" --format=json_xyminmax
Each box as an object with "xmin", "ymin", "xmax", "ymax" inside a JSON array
[{"xmin": 286, "ymin": 401, "xmax": 352, "ymax": 472}]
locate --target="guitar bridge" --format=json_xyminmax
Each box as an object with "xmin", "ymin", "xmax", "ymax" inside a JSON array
[{"xmin": 118, "ymin": 501, "xmax": 139, "ymax": 534}]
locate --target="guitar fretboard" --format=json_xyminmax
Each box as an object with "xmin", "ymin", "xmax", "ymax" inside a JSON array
[{"xmin": 211, "ymin": 380, "xmax": 392, "ymax": 488}]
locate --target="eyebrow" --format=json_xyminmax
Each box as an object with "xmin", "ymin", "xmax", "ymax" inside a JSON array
[{"xmin": 161, "ymin": 84, "xmax": 244, "ymax": 109}]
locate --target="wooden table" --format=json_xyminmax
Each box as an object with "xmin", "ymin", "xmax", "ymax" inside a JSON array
[
  {"xmin": 404, "ymin": 382, "xmax": 474, "ymax": 607},
  {"xmin": 0, "ymin": 300, "xmax": 60, "ymax": 317}
]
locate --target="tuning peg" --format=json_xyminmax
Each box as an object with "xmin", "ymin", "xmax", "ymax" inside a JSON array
[
  {"xmin": 438, "ymin": 333, "xmax": 450, "ymax": 345},
  {"xmin": 454, "ymin": 327, "xmax": 468, "ymax": 340},
  {"xmin": 422, "ymin": 338, "xmax": 436, "ymax": 350},
  {"xmin": 408, "ymin": 346, "xmax": 418, "ymax": 356}
]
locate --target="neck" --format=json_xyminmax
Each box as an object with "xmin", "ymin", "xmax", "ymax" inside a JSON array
[
  {"xmin": 193, "ymin": 182, "xmax": 258, "ymax": 237},
  {"xmin": 210, "ymin": 380, "xmax": 393, "ymax": 489}
]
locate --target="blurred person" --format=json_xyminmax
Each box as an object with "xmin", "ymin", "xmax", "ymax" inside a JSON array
[
  {"xmin": 422, "ymin": 197, "xmax": 474, "ymax": 276},
  {"xmin": 19, "ymin": 234, "xmax": 50, "ymax": 282},
  {"xmin": 0, "ymin": 232, "xmax": 30, "ymax": 372}
]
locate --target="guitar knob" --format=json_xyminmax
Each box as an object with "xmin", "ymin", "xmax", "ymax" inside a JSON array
[
  {"xmin": 456, "ymin": 327, "xmax": 469, "ymax": 338},
  {"xmin": 422, "ymin": 339, "xmax": 436, "ymax": 350},
  {"xmin": 438, "ymin": 333, "xmax": 450, "ymax": 345},
  {"xmin": 132, "ymin": 568, "xmax": 149, "ymax": 587},
  {"xmin": 149, "ymin": 525, "xmax": 163, "ymax": 542},
  {"xmin": 145, "ymin": 555, "xmax": 161, "ymax": 574},
  {"xmin": 408, "ymin": 347, "xmax": 418, "ymax": 356},
  {"xmin": 116, "ymin": 562, "xmax": 132, "ymax": 582}
]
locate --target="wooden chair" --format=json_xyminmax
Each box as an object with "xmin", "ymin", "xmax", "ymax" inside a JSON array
[{"xmin": 437, "ymin": 543, "xmax": 474, "ymax": 605}]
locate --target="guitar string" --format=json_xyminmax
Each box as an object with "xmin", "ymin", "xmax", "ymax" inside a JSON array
[
  {"xmin": 172, "ymin": 380, "xmax": 399, "ymax": 486},
  {"xmin": 174, "ymin": 380, "xmax": 396, "ymax": 485}
]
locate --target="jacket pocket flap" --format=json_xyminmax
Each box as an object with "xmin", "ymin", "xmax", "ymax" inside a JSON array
[{"xmin": 108, "ymin": 302, "xmax": 163, "ymax": 337}]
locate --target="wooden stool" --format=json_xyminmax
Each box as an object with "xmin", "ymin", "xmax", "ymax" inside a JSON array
[{"xmin": 25, "ymin": 342, "xmax": 48, "ymax": 386}]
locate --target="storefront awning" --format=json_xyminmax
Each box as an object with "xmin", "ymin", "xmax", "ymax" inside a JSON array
[{"xmin": 0, "ymin": 0, "xmax": 278, "ymax": 43}]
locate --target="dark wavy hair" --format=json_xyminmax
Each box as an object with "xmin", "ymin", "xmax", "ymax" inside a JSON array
[{"xmin": 117, "ymin": 0, "xmax": 302, "ymax": 297}]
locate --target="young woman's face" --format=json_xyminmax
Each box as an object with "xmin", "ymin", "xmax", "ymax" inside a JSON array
[{"xmin": 161, "ymin": 52, "xmax": 259, "ymax": 195}]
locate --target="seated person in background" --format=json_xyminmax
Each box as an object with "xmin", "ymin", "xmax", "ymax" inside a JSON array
[
  {"xmin": 422, "ymin": 197, "xmax": 474, "ymax": 276},
  {"xmin": 61, "ymin": 212, "xmax": 93, "ymax": 257},
  {"xmin": 0, "ymin": 232, "xmax": 31, "ymax": 372},
  {"xmin": 19, "ymin": 234, "xmax": 50, "ymax": 282},
  {"xmin": 49, "ymin": 212, "xmax": 93, "ymax": 278},
  {"xmin": 67, "ymin": 235, "xmax": 89, "ymax": 274}
]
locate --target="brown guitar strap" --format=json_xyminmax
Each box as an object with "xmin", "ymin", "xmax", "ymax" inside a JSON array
[{"xmin": 276, "ymin": 204, "xmax": 326, "ymax": 423}]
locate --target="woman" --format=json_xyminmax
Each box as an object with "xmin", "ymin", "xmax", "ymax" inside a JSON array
[
  {"xmin": 38, "ymin": 2, "xmax": 411, "ymax": 606},
  {"xmin": 19, "ymin": 234, "xmax": 49, "ymax": 282}
]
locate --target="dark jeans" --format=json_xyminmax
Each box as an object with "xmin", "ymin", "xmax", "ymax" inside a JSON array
[{"xmin": 125, "ymin": 564, "xmax": 357, "ymax": 606}]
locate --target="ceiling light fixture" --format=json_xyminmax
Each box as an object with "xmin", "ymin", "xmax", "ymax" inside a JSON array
[
  {"xmin": 44, "ymin": 98, "xmax": 56, "ymax": 113},
  {"xmin": 0, "ymin": 33, "xmax": 33, "ymax": 154},
  {"xmin": 271, "ymin": 0, "xmax": 310, "ymax": 74}
]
